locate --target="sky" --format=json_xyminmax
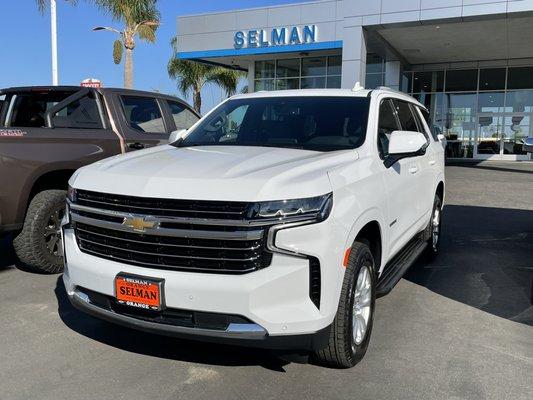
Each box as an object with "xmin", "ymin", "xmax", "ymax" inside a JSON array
[{"xmin": 0, "ymin": 0, "xmax": 301, "ymax": 113}]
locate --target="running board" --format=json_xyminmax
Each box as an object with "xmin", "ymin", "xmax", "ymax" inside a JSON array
[{"xmin": 376, "ymin": 237, "xmax": 428, "ymax": 297}]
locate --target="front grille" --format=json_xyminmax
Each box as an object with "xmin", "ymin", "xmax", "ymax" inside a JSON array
[
  {"xmin": 76, "ymin": 189, "xmax": 249, "ymax": 220},
  {"xmin": 71, "ymin": 190, "xmax": 273, "ymax": 274}
]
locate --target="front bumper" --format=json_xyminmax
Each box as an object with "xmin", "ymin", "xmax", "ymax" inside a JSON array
[
  {"xmin": 63, "ymin": 216, "xmax": 345, "ymax": 345},
  {"xmin": 67, "ymin": 286, "xmax": 331, "ymax": 350}
]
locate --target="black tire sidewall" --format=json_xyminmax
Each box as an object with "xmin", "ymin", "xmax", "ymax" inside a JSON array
[
  {"xmin": 344, "ymin": 243, "xmax": 376, "ymax": 364},
  {"xmin": 14, "ymin": 190, "xmax": 66, "ymax": 273}
]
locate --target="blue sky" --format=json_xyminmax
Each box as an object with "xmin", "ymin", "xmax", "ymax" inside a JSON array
[{"xmin": 0, "ymin": 0, "xmax": 300, "ymax": 112}]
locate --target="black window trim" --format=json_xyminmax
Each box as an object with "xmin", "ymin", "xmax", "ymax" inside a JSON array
[{"xmin": 376, "ymin": 97, "xmax": 401, "ymax": 160}]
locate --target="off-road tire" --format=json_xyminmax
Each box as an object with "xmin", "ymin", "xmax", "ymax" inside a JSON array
[
  {"xmin": 423, "ymin": 194, "xmax": 442, "ymax": 261},
  {"xmin": 314, "ymin": 241, "xmax": 376, "ymax": 368},
  {"xmin": 13, "ymin": 190, "xmax": 66, "ymax": 274}
]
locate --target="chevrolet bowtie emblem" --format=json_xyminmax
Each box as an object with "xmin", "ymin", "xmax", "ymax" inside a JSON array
[{"xmin": 122, "ymin": 216, "xmax": 159, "ymax": 232}]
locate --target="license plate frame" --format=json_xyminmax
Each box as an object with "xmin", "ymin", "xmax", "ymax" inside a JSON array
[{"xmin": 115, "ymin": 273, "xmax": 165, "ymax": 311}]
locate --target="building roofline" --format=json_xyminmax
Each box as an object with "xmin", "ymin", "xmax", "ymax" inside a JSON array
[{"xmin": 177, "ymin": 0, "xmax": 335, "ymax": 19}]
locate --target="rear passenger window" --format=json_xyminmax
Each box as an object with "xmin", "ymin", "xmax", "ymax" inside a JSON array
[
  {"xmin": 167, "ymin": 101, "xmax": 199, "ymax": 130},
  {"xmin": 377, "ymin": 99, "xmax": 400, "ymax": 158},
  {"xmin": 393, "ymin": 99, "xmax": 418, "ymax": 132},
  {"xmin": 121, "ymin": 96, "xmax": 165, "ymax": 133}
]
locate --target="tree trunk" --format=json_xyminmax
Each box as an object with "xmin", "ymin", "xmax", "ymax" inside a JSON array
[
  {"xmin": 124, "ymin": 48, "xmax": 133, "ymax": 89},
  {"xmin": 193, "ymin": 89, "xmax": 201, "ymax": 114}
]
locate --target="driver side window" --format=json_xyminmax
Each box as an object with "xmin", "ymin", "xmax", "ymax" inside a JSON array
[{"xmin": 377, "ymin": 99, "xmax": 400, "ymax": 158}]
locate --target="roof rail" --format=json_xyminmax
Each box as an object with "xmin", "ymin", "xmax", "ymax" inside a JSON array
[{"xmin": 375, "ymin": 86, "xmax": 407, "ymax": 96}]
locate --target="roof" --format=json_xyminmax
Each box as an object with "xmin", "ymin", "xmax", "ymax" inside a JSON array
[{"xmin": 230, "ymin": 88, "xmax": 425, "ymax": 108}]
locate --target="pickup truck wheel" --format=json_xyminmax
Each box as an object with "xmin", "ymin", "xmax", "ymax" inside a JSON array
[
  {"xmin": 13, "ymin": 190, "xmax": 66, "ymax": 274},
  {"xmin": 424, "ymin": 194, "xmax": 442, "ymax": 260},
  {"xmin": 314, "ymin": 241, "xmax": 376, "ymax": 368}
]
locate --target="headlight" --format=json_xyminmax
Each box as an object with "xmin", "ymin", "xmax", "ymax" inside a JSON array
[
  {"xmin": 67, "ymin": 185, "xmax": 77, "ymax": 202},
  {"xmin": 248, "ymin": 193, "xmax": 333, "ymax": 222}
]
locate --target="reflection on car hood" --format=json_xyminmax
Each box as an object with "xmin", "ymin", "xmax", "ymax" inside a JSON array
[{"xmin": 73, "ymin": 145, "xmax": 358, "ymax": 201}]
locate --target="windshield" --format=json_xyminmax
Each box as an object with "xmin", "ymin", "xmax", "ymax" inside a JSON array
[{"xmin": 175, "ymin": 96, "xmax": 370, "ymax": 152}]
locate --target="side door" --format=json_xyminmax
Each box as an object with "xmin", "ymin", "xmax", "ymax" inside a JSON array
[
  {"xmin": 377, "ymin": 98, "xmax": 422, "ymax": 257},
  {"xmin": 412, "ymin": 105, "xmax": 442, "ymax": 217},
  {"xmin": 109, "ymin": 92, "xmax": 172, "ymax": 151},
  {"xmin": 391, "ymin": 99, "xmax": 431, "ymax": 227}
]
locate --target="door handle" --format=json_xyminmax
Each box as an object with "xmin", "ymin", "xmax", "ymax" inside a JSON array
[
  {"xmin": 128, "ymin": 142, "xmax": 145, "ymax": 150},
  {"xmin": 429, "ymin": 160, "xmax": 436, "ymax": 166},
  {"xmin": 409, "ymin": 166, "xmax": 419, "ymax": 174}
]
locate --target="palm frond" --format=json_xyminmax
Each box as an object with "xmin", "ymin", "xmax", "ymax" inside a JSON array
[{"xmin": 137, "ymin": 24, "xmax": 157, "ymax": 43}]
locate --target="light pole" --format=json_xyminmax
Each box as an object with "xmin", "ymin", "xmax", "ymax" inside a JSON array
[{"xmin": 50, "ymin": 0, "xmax": 58, "ymax": 85}]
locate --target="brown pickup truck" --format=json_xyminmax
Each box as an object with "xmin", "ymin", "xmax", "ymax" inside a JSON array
[{"xmin": 0, "ymin": 86, "xmax": 199, "ymax": 273}]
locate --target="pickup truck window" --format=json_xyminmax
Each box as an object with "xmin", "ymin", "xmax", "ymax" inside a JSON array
[
  {"xmin": 176, "ymin": 96, "xmax": 370, "ymax": 152},
  {"xmin": 167, "ymin": 100, "xmax": 199, "ymax": 130},
  {"xmin": 121, "ymin": 96, "xmax": 166, "ymax": 133},
  {"xmin": 51, "ymin": 92, "xmax": 103, "ymax": 129},
  {"xmin": 377, "ymin": 99, "xmax": 400, "ymax": 158},
  {"xmin": 8, "ymin": 90, "xmax": 76, "ymax": 127}
]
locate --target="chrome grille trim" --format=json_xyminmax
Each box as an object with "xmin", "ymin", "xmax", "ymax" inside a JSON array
[
  {"xmin": 75, "ymin": 226, "xmax": 262, "ymax": 251},
  {"xmin": 70, "ymin": 211, "xmax": 264, "ymax": 241},
  {"xmin": 78, "ymin": 237, "xmax": 262, "ymax": 262}
]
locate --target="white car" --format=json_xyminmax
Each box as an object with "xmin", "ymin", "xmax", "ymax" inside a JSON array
[{"xmin": 62, "ymin": 88, "xmax": 445, "ymax": 368}]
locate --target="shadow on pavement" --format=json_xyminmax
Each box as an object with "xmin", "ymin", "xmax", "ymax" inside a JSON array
[
  {"xmin": 406, "ymin": 204, "xmax": 533, "ymax": 326},
  {"xmin": 54, "ymin": 277, "xmax": 290, "ymax": 371},
  {"xmin": 0, "ymin": 234, "xmax": 16, "ymax": 272}
]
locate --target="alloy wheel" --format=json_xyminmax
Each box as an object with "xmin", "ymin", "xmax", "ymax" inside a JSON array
[{"xmin": 352, "ymin": 265, "xmax": 372, "ymax": 346}]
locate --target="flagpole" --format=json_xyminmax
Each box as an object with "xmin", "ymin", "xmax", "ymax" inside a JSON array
[{"xmin": 51, "ymin": 0, "xmax": 58, "ymax": 85}]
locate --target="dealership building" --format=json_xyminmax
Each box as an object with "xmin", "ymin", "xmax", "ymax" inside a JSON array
[{"xmin": 176, "ymin": 0, "xmax": 533, "ymax": 160}]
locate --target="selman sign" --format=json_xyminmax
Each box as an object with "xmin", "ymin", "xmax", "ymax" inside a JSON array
[{"xmin": 234, "ymin": 24, "xmax": 317, "ymax": 49}]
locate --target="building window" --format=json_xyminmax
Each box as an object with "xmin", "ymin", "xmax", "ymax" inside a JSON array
[
  {"xmin": 254, "ymin": 55, "xmax": 341, "ymax": 91},
  {"xmin": 365, "ymin": 53, "xmax": 385, "ymax": 89},
  {"xmin": 406, "ymin": 66, "xmax": 533, "ymax": 160}
]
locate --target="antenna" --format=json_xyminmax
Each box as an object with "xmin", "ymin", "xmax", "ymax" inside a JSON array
[{"xmin": 352, "ymin": 81, "xmax": 364, "ymax": 91}]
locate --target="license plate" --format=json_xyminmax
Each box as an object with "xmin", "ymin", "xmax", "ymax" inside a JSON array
[{"xmin": 115, "ymin": 274, "xmax": 164, "ymax": 311}]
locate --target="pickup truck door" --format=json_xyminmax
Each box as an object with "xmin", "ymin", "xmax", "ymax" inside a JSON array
[
  {"xmin": 377, "ymin": 98, "xmax": 423, "ymax": 257},
  {"xmin": 105, "ymin": 91, "xmax": 174, "ymax": 152}
]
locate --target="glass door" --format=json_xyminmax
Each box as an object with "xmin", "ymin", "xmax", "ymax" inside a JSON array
[
  {"xmin": 475, "ymin": 113, "xmax": 503, "ymax": 159},
  {"xmin": 475, "ymin": 112, "xmax": 532, "ymax": 160}
]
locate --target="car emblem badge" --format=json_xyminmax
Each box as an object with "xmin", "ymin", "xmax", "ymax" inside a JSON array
[{"xmin": 122, "ymin": 216, "xmax": 159, "ymax": 232}]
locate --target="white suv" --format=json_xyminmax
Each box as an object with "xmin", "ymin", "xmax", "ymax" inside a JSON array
[{"xmin": 62, "ymin": 88, "xmax": 445, "ymax": 368}]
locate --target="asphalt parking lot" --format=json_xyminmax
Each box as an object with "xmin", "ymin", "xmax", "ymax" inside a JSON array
[{"xmin": 1, "ymin": 161, "xmax": 532, "ymax": 400}]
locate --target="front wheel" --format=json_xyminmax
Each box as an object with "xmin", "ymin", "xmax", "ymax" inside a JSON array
[
  {"xmin": 13, "ymin": 190, "xmax": 66, "ymax": 274},
  {"xmin": 314, "ymin": 241, "xmax": 376, "ymax": 368},
  {"xmin": 424, "ymin": 194, "xmax": 442, "ymax": 260}
]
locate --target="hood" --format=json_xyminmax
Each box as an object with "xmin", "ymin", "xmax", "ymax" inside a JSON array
[{"xmin": 72, "ymin": 145, "xmax": 358, "ymax": 201}]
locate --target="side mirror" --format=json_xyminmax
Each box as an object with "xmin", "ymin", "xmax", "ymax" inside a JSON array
[
  {"xmin": 523, "ymin": 137, "xmax": 533, "ymax": 153},
  {"xmin": 384, "ymin": 130, "xmax": 428, "ymax": 168},
  {"xmin": 168, "ymin": 129, "xmax": 187, "ymax": 144},
  {"xmin": 388, "ymin": 130, "xmax": 428, "ymax": 155}
]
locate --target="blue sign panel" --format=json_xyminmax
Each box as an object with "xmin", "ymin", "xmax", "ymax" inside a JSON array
[{"xmin": 234, "ymin": 25, "xmax": 317, "ymax": 49}]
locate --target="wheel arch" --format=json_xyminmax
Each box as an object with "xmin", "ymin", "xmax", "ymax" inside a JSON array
[
  {"xmin": 344, "ymin": 208, "xmax": 387, "ymax": 274},
  {"xmin": 18, "ymin": 168, "xmax": 76, "ymax": 223}
]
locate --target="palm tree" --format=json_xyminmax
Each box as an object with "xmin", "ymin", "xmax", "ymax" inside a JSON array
[
  {"xmin": 168, "ymin": 38, "xmax": 244, "ymax": 113},
  {"xmin": 91, "ymin": 0, "xmax": 160, "ymax": 89}
]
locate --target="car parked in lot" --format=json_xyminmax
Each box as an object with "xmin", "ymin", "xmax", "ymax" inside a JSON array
[
  {"xmin": 63, "ymin": 87, "xmax": 445, "ymax": 368},
  {"xmin": 0, "ymin": 86, "xmax": 199, "ymax": 273}
]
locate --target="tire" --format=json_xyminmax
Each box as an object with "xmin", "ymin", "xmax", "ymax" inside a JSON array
[
  {"xmin": 13, "ymin": 189, "xmax": 67, "ymax": 274},
  {"xmin": 314, "ymin": 241, "xmax": 376, "ymax": 368},
  {"xmin": 424, "ymin": 193, "xmax": 442, "ymax": 260}
]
